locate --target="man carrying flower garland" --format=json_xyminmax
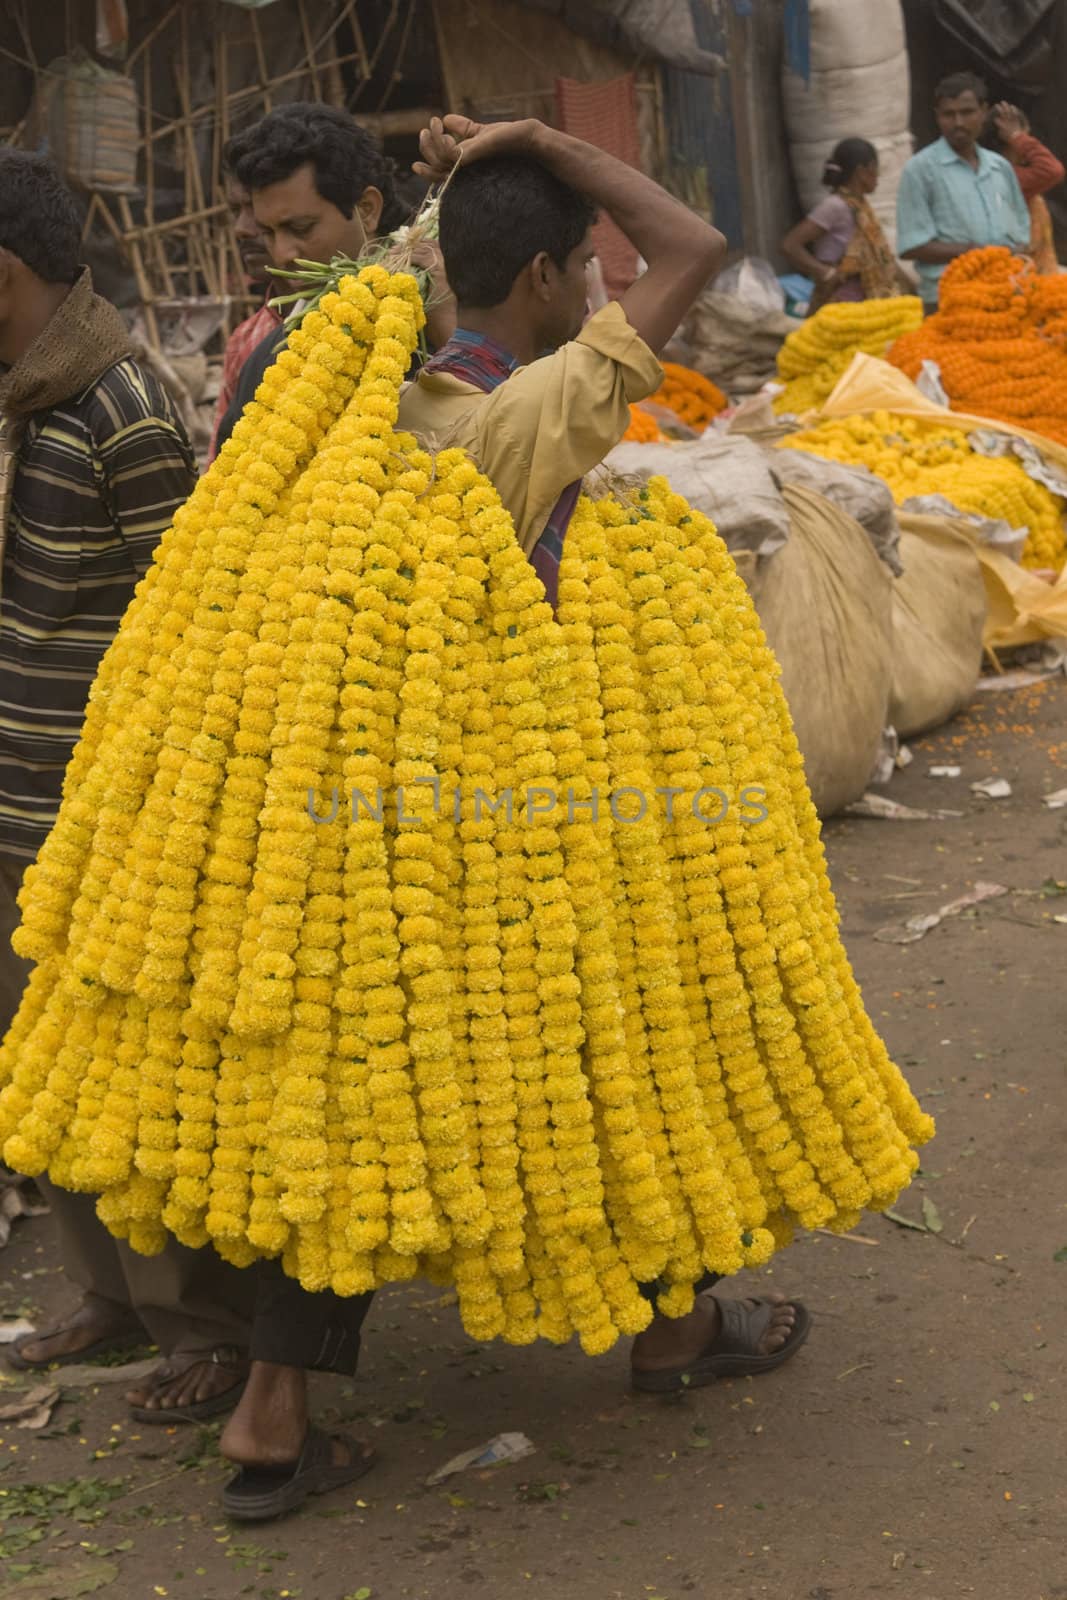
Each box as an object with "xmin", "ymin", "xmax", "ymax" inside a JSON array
[
  {"xmin": 212, "ymin": 103, "xmax": 455, "ymax": 461},
  {"xmin": 0, "ymin": 150, "xmax": 257, "ymax": 1420},
  {"xmin": 218, "ymin": 116, "xmax": 812, "ymax": 1522}
]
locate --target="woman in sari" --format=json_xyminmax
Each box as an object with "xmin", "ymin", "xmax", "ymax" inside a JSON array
[{"xmin": 783, "ymin": 137, "xmax": 900, "ymax": 313}]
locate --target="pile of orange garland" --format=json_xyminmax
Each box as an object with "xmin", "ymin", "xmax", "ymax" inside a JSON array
[
  {"xmin": 890, "ymin": 247, "xmax": 1067, "ymax": 448},
  {"xmin": 624, "ymin": 362, "xmax": 727, "ymax": 442}
]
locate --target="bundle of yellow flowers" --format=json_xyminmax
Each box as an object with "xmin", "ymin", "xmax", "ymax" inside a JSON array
[
  {"xmin": 783, "ymin": 411, "xmax": 1067, "ymax": 571},
  {"xmin": 0, "ymin": 267, "xmax": 933, "ymax": 1354},
  {"xmin": 774, "ymin": 297, "xmax": 924, "ymax": 416}
]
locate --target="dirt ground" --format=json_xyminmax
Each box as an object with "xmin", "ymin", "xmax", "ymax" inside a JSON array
[{"xmin": 2, "ymin": 676, "xmax": 1066, "ymax": 1600}]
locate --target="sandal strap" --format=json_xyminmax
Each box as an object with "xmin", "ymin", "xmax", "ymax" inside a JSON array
[
  {"xmin": 147, "ymin": 1345, "xmax": 247, "ymax": 1387},
  {"xmin": 714, "ymin": 1296, "xmax": 776, "ymax": 1357},
  {"xmin": 208, "ymin": 1344, "xmax": 247, "ymax": 1373}
]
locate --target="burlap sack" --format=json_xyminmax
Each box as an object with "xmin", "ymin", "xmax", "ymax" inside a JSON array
[
  {"xmin": 23, "ymin": 50, "xmax": 139, "ymax": 195},
  {"xmin": 744, "ymin": 484, "xmax": 893, "ymax": 816},
  {"xmin": 889, "ymin": 515, "xmax": 987, "ymax": 736},
  {"xmin": 772, "ymin": 447, "xmax": 902, "ymax": 574},
  {"xmin": 680, "ymin": 290, "xmax": 799, "ymax": 396}
]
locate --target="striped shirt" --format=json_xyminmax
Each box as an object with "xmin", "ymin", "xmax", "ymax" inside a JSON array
[{"xmin": 0, "ymin": 359, "xmax": 196, "ymax": 859}]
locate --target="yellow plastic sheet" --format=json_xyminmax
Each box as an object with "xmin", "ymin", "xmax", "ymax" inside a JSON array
[
  {"xmin": 814, "ymin": 355, "xmax": 1067, "ymax": 649},
  {"xmin": 818, "ymin": 352, "xmax": 1067, "ymax": 474}
]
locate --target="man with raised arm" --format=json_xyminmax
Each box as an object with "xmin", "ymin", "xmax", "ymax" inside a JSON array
[
  {"xmin": 218, "ymin": 115, "xmax": 812, "ymax": 1524},
  {"xmin": 897, "ymin": 71, "xmax": 1030, "ymax": 312}
]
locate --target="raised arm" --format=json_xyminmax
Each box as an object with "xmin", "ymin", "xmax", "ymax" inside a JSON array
[
  {"xmin": 994, "ymin": 103, "xmax": 1066, "ymax": 200},
  {"xmin": 416, "ymin": 115, "xmax": 726, "ymax": 354},
  {"xmin": 1009, "ymin": 132, "xmax": 1066, "ymax": 198}
]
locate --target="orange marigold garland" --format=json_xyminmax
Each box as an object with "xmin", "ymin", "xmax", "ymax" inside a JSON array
[
  {"xmin": 889, "ymin": 247, "xmax": 1067, "ymax": 448},
  {"xmin": 623, "ymin": 364, "xmax": 728, "ymax": 441},
  {"xmin": 652, "ymin": 363, "xmax": 727, "ymax": 429},
  {"xmin": 623, "ymin": 406, "xmax": 667, "ymax": 443}
]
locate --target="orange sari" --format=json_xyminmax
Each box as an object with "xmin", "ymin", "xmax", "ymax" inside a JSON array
[{"xmin": 1028, "ymin": 194, "xmax": 1059, "ymax": 275}]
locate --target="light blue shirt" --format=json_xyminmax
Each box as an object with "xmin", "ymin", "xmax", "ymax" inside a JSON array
[{"xmin": 896, "ymin": 137, "xmax": 1031, "ymax": 307}]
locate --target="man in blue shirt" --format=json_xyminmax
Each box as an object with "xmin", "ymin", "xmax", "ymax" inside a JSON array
[{"xmin": 897, "ymin": 71, "xmax": 1031, "ymax": 311}]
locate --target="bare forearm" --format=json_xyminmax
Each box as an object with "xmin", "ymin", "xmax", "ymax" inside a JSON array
[
  {"xmin": 901, "ymin": 239, "xmax": 972, "ymax": 264},
  {"xmin": 783, "ymin": 233, "xmax": 829, "ymax": 281},
  {"xmin": 527, "ymin": 122, "xmax": 721, "ymax": 271},
  {"xmin": 526, "ymin": 121, "xmax": 724, "ymax": 351}
]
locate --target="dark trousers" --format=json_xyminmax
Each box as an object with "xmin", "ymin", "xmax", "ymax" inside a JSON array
[
  {"xmin": 246, "ymin": 1264, "xmax": 723, "ymax": 1377},
  {"xmin": 250, "ymin": 1260, "xmax": 373, "ymax": 1375}
]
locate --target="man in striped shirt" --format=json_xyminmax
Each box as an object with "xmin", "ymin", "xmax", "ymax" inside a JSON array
[{"xmin": 0, "ymin": 150, "xmax": 255, "ymax": 1416}]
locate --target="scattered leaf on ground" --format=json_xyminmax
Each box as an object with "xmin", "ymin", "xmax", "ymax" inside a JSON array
[
  {"xmin": 0, "ymin": 1385, "xmax": 59, "ymax": 1429},
  {"xmin": 921, "ymin": 1197, "xmax": 944, "ymax": 1234},
  {"xmin": 883, "ymin": 1209, "xmax": 927, "ymax": 1233},
  {"xmin": 9, "ymin": 1557, "xmax": 117, "ymax": 1598}
]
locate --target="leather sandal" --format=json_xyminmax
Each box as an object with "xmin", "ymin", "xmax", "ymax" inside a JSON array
[
  {"xmin": 128, "ymin": 1345, "xmax": 249, "ymax": 1424},
  {"xmin": 7, "ymin": 1305, "xmax": 143, "ymax": 1372},
  {"xmin": 222, "ymin": 1425, "xmax": 378, "ymax": 1522},
  {"xmin": 631, "ymin": 1295, "xmax": 812, "ymax": 1394}
]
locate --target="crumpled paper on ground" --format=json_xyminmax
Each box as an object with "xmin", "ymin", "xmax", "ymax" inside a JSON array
[
  {"xmin": 426, "ymin": 1432, "xmax": 535, "ymax": 1486},
  {"xmin": 0, "ymin": 1167, "xmax": 48, "ymax": 1250},
  {"xmin": 873, "ymin": 881, "xmax": 1008, "ymax": 943}
]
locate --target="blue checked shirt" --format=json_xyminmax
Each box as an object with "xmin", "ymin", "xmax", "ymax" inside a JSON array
[{"xmin": 896, "ymin": 138, "xmax": 1031, "ymax": 308}]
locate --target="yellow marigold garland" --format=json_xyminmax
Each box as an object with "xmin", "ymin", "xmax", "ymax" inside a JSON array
[
  {"xmin": 783, "ymin": 411, "xmax": 1067, "ymax": 571},
  {"xmin": 0, "ymin": 266, "xmax": 934, "ymax": 1354},
  {"xmin": 774, "ymin": 296, "xmax": 924, "ymax": 416}
]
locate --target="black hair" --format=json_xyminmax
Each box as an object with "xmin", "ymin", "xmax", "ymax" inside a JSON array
[
  {"xmin": 935, "ymin": 71, "xmax": 988, "ymax": 105},
  {"xmin": 0, "ymin": 149, "xmax": 81, "ymax": 284},
  {"xmin": 223, "ymin": 103, "xmax": 408, "ymax": 234},
  {"xmin": 822, "ymin": 137, "xmax": 878, "ymax": 189},
  {"xmin": 438, "ymin": 155, "xmax": 597, "ymax": 309}
]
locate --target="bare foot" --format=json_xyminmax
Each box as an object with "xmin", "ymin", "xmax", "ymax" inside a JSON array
[
  {"xmin": 11, "ymin": 1296, "xmax": 142, "ymax": 1369},
  {"xmin": 126, "ymin": 1347, "xmax": 248, "ymax": 1415},
  {"xmin": 221, "ymin": 1362, "xmax": 357, "ymax": 1470},
  {"xmin": 222, "ymin": 1362, "xmax": 310, "ymax": 1466},
  {"xmin": 632, "ymin": 1290, "xmax": 798, "ymax": 1374}
]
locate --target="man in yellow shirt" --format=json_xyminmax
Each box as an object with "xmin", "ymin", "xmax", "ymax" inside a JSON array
[
  {"xmin": 399, "ymin": 115, "xmax": 713, "ymax": 602},
  {"xmin": 219, "ymin": 114, "xmax": 811, "ymax": 1522}
]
